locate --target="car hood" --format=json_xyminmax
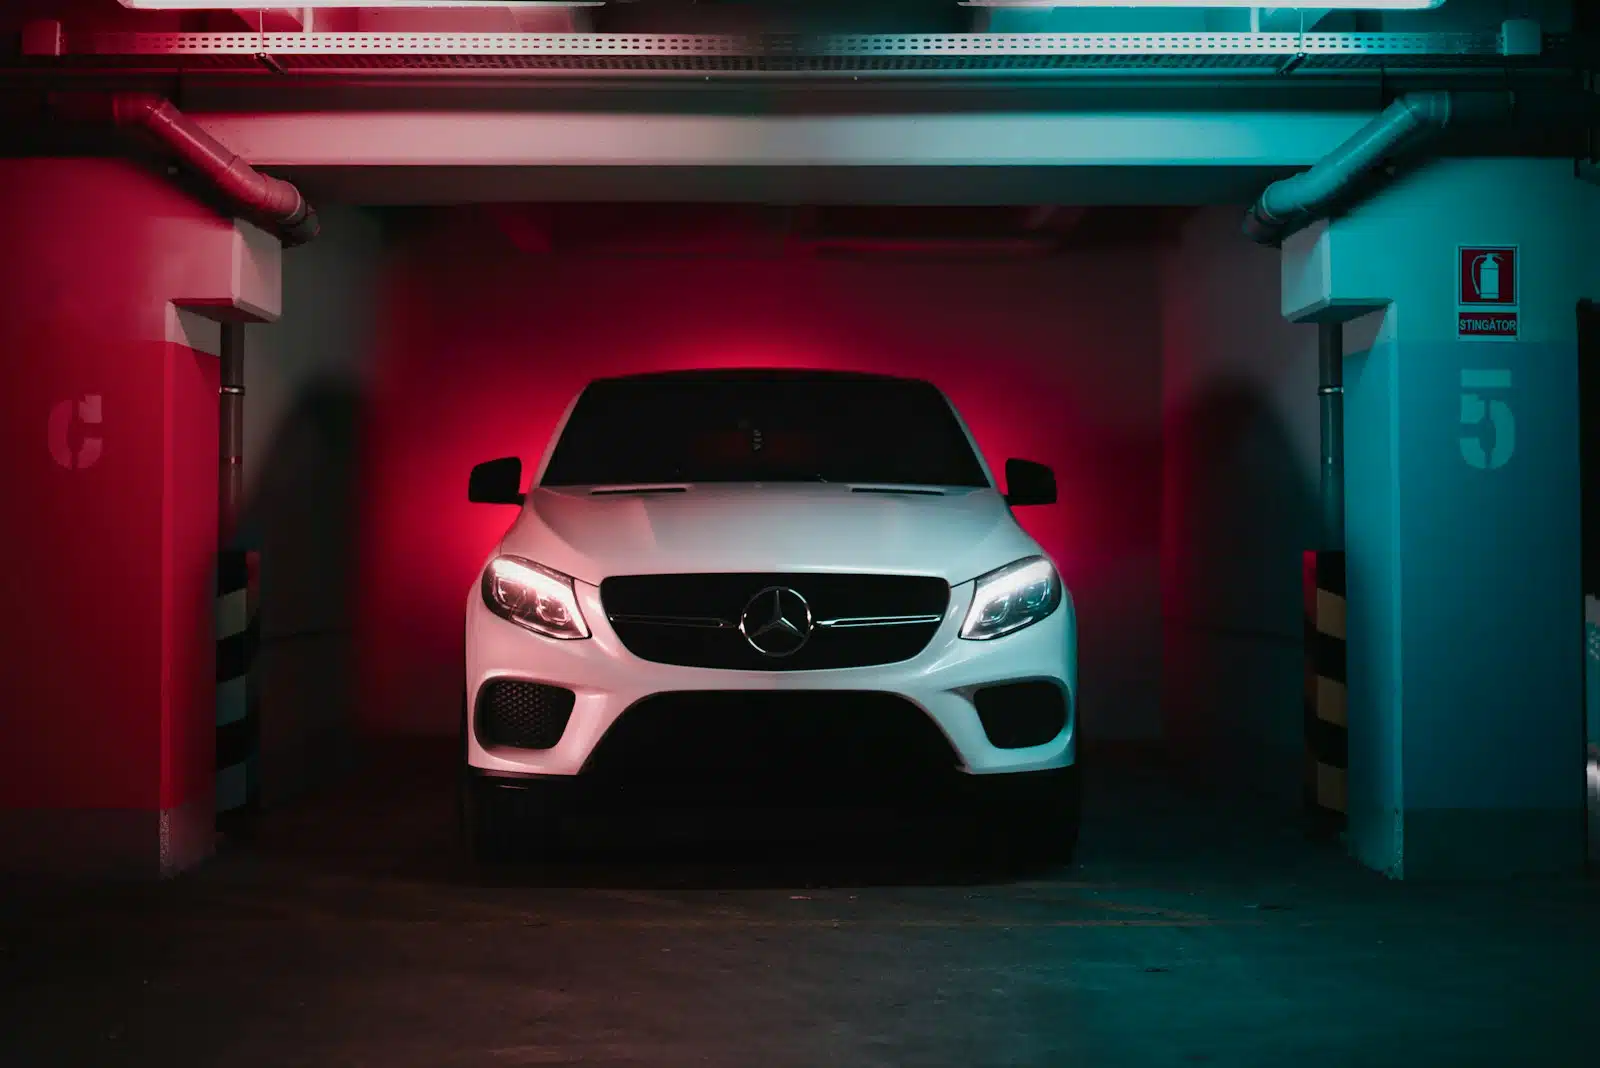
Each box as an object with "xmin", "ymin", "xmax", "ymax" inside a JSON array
[{"xmin": 496, "ymin": 483, "xmax": 1041, "ymax": 587}]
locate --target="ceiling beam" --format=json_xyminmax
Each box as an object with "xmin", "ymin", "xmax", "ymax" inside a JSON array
[
  {"xmin": 217, "ymin": 9, "xmax": 308, "ymax": 32},
  {"xmin": 197, "ymin": 109, "xmax": 1376, "ymax": 170},
  {"xmin": 1258, "ymin": 9, "xmax": 1338, "ymax": 32},
  {"xmin": 509, "ymin": 7, "xmax": 594, "ymax": 32}
]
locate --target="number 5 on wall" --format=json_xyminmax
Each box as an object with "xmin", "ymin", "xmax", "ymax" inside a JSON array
[{"xmin": 1460, "ymin": 369, "xmax": 1515, "ymax": 470}]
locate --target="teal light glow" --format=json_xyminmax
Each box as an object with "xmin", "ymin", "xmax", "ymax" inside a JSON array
[{"xmin": 962, "ymin": 1, "xmax": 1445, "ymax": 8}]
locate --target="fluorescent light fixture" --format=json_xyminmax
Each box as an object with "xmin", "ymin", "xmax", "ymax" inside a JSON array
[
  {"xmin": 961, "ymin": 1, "xmax": 1445, "ymax": 8},
  {"xmin": 118, "ymin": 2, "xmax": 604, "ymax": 9}
]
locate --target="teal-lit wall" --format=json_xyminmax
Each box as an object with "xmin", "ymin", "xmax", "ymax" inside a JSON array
[
  {"xmin": 1286, "ymin": 157, "xmax": 1596, "ymax": 877},
  {"xmin": 1393, "ymin": 340, "xmax": 1580, "ymax": 812}
]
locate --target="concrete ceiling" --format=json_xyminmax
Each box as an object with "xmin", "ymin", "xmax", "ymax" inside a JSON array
[{"xmin": 0, "ymin": 1, "xmax": 1584, "ymax": 208}]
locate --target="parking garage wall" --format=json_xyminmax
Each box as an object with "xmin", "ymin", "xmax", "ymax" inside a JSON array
[
  {"xmin": 1159, "ymin": 205, "xmax": 1320, "ymax": 803},
  {"xmin": 240, "ymin": 205, "xmax": 384, "ymax": 806},
  {"xmin": 351, "ymin": 208, "xmax": 1168, "ymax": 743}
]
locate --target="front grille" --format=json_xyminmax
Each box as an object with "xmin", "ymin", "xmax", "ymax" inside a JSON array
[
  {"xmin": 582, "ymin": 691, "xmax": 961, "ymax": 794},
  {"xmin": 601, "ymin": 572, "xmax": 949, "ymax": 671},
  {"xmin": 973, "ymin": 681, "xmax": 1069, "ymax": 749},
  {"xmin": 476, "ymin": 680, "xmax": 576, "ymax": 750}
]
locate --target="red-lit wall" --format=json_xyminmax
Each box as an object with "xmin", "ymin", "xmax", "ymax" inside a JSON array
[
  {"xmin": 351, "ymin": 211, "xmax": 1165, "ymax": 739},
  {"xmin": 1, "ymin": 333, "xmax": 217, "ymax": 813},
  {"xmin": 0, "ymin": 158, "xmax": 244, "ymax": 876}
]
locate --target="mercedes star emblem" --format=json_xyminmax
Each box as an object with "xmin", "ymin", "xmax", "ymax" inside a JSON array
[{"xmin": 738, "ymin": 586, "xmax": 813, "ymax": 657}]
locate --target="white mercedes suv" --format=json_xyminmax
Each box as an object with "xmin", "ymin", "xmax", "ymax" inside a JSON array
[{"xmin": 460, "ymin": 369, "xmax": 1079, "ymax": 864}]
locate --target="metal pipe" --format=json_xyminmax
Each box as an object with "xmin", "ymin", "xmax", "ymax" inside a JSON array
[
  {"xmin": 219, "ymin": 322, "xmax": 246, "ymax": 545},
  {"xmin": 1318, "ymin": 321, "xmax": 1345, "ymax": 552},
  {"xmin": 1243, "ymin": 90, "xmax": 1514, "ymax": 246},
  {"xmin": 109, "ymin": 93, "xmax": 320, "ymax": 246}
]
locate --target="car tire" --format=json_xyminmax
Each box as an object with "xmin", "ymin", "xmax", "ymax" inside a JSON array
[
  {"xmin": 966, "ymin": 764, "xmax": 1081, "ymax": 870},
  {"xmin": 459, "ymin": 693, "xmax": 563, "ymax": 863},
  {"xmin": 1027, "ymin": 764, "xmax": 1081, "ymax": 867},
  {"xmin": 460, "ymin": 772, "xmax": 508, "ymax": 863},
  {"xmin": 461, "ymin": 776, "xmax": 566, "ymax": 864}
]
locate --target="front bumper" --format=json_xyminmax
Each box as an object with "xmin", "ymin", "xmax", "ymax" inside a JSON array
[{"xmin": 465, "ymin": 576, "xmax": 1077, "ymax": 778}]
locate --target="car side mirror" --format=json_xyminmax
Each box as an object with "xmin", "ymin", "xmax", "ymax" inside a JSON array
[
  {"xmin": 1004, "ymin": 458, "xmax": 1056, "ymax": 507},
  {"xmin": 468, "ymin": 457, "xmax": 524, "ymax": 505}
]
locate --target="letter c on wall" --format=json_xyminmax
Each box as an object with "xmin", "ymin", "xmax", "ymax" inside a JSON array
[{"xmin": 48, "ymin": 395, "xmax": 104, "ymax": 471}]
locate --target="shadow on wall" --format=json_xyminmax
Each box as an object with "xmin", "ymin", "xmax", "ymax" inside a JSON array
[
  {"xmin": 1062, "ymin": 424, "xmax": 1164, "ymax": 747},
  {"xmin": 236, "ymin": 377, "xmax": 365, "ymax": 807},
  {"xmin": 1162, "ymin": 374, "xmax": 1315, "ymax": 803}
]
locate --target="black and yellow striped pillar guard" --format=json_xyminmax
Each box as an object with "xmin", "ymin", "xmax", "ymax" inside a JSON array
[
  {"xmin": 216, "ymin": 549, "xmax": 260, "ymax": 835},
  {"xmin": 1303, "ymin": 549, "xmax": 1347, "ymax": 837}
]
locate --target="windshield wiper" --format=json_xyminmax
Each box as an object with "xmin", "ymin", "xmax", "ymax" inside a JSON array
[
  {"xmin": 848, "ymin": 484, "xmax": 946, "ymax": 496},
  {"xmin": 588, "ymin": 484, "xmax": 691, "ymax": 495}
]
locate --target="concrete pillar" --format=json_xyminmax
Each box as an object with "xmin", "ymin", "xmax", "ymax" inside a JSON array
[
  {"xmin": 1281, "ymin": 158, "xmax": 1595, "ymax": 878},
  {"xmin": 0, "ymin": 158, "xmax": 281, "ymax": 878}
]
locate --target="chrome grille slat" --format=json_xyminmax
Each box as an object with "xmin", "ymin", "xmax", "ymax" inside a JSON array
[
  {"xmin": 817, "ymin": 614, "xmax": 946, "ymax": 629},
  {"xmin": 608, "ymin": 614, "xmax": 733, "ymax": 629}
]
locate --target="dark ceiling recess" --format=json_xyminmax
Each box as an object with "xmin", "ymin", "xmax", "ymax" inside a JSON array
[{"xmin": 476, "ymin": 204, "xmax": 1196, "ymax": 259}]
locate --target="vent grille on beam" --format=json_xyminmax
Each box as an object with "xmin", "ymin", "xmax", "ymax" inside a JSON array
[{"xmin": 31, "ymin": 30, "xmax": 1558, "ymax": 76}]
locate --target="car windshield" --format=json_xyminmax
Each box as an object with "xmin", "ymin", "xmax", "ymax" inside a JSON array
[{"xmin": 540, "ymin": 372, "xmax": 990, "ymax": 488}]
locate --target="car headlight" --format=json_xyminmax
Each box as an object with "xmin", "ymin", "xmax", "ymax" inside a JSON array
[
  {"xmin": 960, "ymin": 556, "xmax": 1062, "ymax": 641},
  {"xmin": 481, "ymin": 555, "xmax": 591, "ymax": 640}
]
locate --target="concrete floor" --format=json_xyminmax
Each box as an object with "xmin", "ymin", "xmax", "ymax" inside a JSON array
[{"xmin": 2, "ymin": 743, "xmax": 1595, "ymax": 1068}]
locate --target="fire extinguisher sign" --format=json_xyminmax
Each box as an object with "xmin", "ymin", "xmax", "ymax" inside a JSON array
[{"xmin": 1458, "ymin": 245, "xmax": 1519, "ymax": 341}]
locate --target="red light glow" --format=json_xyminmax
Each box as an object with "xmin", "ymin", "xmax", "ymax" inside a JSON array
[
  {"xmin": 118, "ymin": 1, "xmax": 601, "ymax": 9},
  {"xmin": 354, "ymin": 209, "xmax": 1163, "ymax": 734}
]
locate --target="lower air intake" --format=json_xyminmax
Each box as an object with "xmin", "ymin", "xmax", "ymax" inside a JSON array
[
  {"xmin": 476, "ymin": 680, "xmax": 576, "ymax": 750},
  {"xmin": 583, "ymin": 691, "xmax": 961, "ymax": 800},
  {"xmin": 972, "ymin": 681, "xmax": 1070, "ymax": 749}
]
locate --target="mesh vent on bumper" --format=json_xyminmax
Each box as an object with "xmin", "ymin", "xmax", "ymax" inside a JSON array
[{"xmin": 476, "ymin": 680, "xmax": 576, "ymax": 750}]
